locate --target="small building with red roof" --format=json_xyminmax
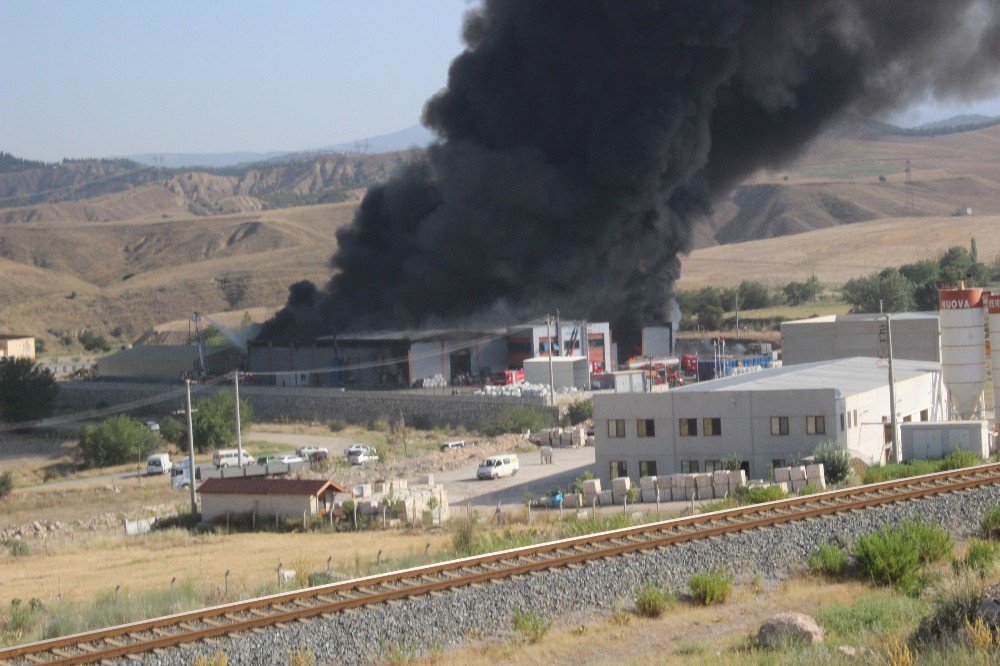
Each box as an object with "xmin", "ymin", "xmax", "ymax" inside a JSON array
[{"xmin": 196, "ymin": 477, "xmax": 350, "ymax": 523}]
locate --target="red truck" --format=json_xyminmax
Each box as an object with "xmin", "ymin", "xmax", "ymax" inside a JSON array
[{"xmin": 491, "ymin": 369, "xmax": 525, "ymax": 385}]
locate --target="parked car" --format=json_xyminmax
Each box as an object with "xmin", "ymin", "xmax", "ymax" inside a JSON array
[
  {"xmin": 440, "ymin": 440, "xmax": 466, "ymax": 451},
  {"xmin": 257, "ymin": 455, "xmax": 278, "ymax": 465},
  {"xmin": 347, "ymin": 446, "xmax": 379, "ymax": 466},
  {"xmin": 212, "ymin": 449, "xmax": 255, "ymax": 467},
  {"xmin": 296, "ymin": 445, "xmax": 328, "ymax": 458},
  {"xmin": 477, "ymin": 454, "xmax": 520, "ymax": 480},
  {"xmin": 344, "ymin": 443, "xmax": 371, "ymax": 457},
  {"xmin": 309, "ymin": 450, "xmax": 329, "ymax": 463},
  {"xmin": 145, "ymin": 420, "xmax": 160, "ymax": 432},
  {"xmin": 146, "ymin": 453, "xmax": 171, "ymax": 476},
  {"xmin": 275, "ymin": 454, "xmax": 304, "ymax": 464}
]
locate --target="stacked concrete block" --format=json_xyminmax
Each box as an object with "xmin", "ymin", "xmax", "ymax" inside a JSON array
[
  {"xmin": 694, "ymin": 473, "xmax": 713, "ymax": 499},
  {"xmin": 774, "ymin": 467, "xmax": 791, "ymax": 484},
  {"xmin": 598, "ymin": 489, "xmax": 614, "ymax": 506},
  {"xmin": 416, "ymin": 473, "xmax": 434, "ymax": 486},
  {"xmin": 612, "ymin": 476, "xmax": 632, "ymax": 504},
  {"xmin": 581, "ymin": 479, "xmax": 601, "ymax": 506},
  {"xmin": 390, "ymin": 479, "xmax": 408, "ymax": 494},
  {"xmin": 355, "ymin": 483, "xmax": 373, "ymax": 498},
  {"xmin": 563, "ymin": 493, "xmax": 583, "ymax": 508},
  {"xmin": 728, "ymin": 469, "xmax": 747, "ymax": 494},
  {"xmin": 372, "ymin": 482, "xmax": 387, "ymax": 494},
  {"xmin": 712, "ymin": 470, "xmax": 730, "ymax": 498},
  {"xmin": 806, "ymin": 464, "xmax": 826, "ymax": 489}
]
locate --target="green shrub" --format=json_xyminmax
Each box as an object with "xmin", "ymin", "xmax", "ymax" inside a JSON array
[
  {"xmin": 816, "ymin": 590, "xmax": 926, "ymax": 639},
  {"xmin": 981, "ymin": 506, "xmax": 1000, "ymax": 539},
  {"xmin": 854, "ymin": 520, "xmax": 951, "ymax": 595},
  {"xmin": 862, "ymin": 460, "xmax": 939, "ymax": 484},
  {"xmin": 911, "ymin": 579, "xmax": 982, "ymax": 646},
  {"xmin": 79, "ymin": 415, "xmax": 162, "ymax": 468},
  {"xmin": 807, "ymin": 542, "xmax": 851, "ymax": 577},
  {"xmin": 745, "ymin": 485, "xmax": 788, "ymax": 503},
  {"xmin": 3, "ymin": 538, "xmax": 31, "ymax": 557},
  {"xmin": 0, "ymin": 470, "xmax": 13, "ymax": 500},
  {"xmin": 451, "ymin": 513, "xmax": 482, "ymax": 557},
  {"xmin": 512, "ymin": 609, "xmax": 551, "ymax": 643},
  {"xmin": 635, "ymin": 584, "xmax": 676, "ymax": 618},
  {"xmin": 0, "ymin": 357, "xmax": 59, "ymax": 422},
  {"xmin": 158, "ymin": 416, "xmax": 185, "ymax": 446},
  {"xmin": 939, "ymin": 450, "xmax": 980, "ymax": 471},
  {"xmin": 481, "ymin": 406, "xmax": 557, "ymax": 437},
  {"xmin": 327, "ymin": 419, "xmax": 346, "ymax": 432},
  {"xmin": 688, "ymin": 571, "xmax": 732, "ymax": 605},
  {"xmin": 798, "ymin": 483, "xmax": 821, "ymax": 496},
  {"xmin": 962, "ymin": 539, "xmax": 1000, "ymax": 575},
  {"xmin": 814, "ymin": 443, "xmax": 851, "ymax": 484},
  {"xmin": 566, "ymin": 399, "xmax": 593, "ymax": 425}
]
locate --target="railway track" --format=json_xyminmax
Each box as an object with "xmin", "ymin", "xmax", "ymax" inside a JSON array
[{"xmin": 4, "ymin": 463, "xmax": 1000, "ymax": 665}]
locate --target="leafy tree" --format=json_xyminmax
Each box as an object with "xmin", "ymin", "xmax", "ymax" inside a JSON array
[
  {"xmin": 158, "ymin": 416, "xmax": 186, "ymax": 446},
  {"xmin": 79, "ymin": 415, "xmax": 162, "ymax": 468},
  {"xmin": 898, "ymin": 259, "xmax": 939, "ymax": 286},
  {"xmin": 842, "ymin": 270, "xmax": 915, "ymax": 314},
  {"xmin": 192, "ymin": 391, "xmax": 254, "ymax": 452},
  {"xmin": 697, "ymin": 305, "xmax": 725, "ymax": 331},
  {"xmin": 0, "ymin": 358, "xmax": 58, "ymax": 423},
  {"xmin": 938, "ymin": 245, "xmax": 986, "ymax": 285},
  {"xmin": 737, "ymin": 281, "xmax": 771, "ymax": 310},
  {"xmin": 814, "ymin": 443, "xmax": 851, "ymax": 484},
  {"xmin": 77, "ymin": 330, "xmax": 111, "ymax": 353},
  {"xmin": 34, "ymin": 338, "xmax": 46, "ymax": 354},
  {"xmin": 567, "ymin": 399, "xmax": 593, "ymax": 425},
  {"xmin": 783, "ymin": 276, "xmax": 823, "ymax": 306}
]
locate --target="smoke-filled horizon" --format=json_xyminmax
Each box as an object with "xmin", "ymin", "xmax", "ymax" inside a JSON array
[{"xmin": 260, "ymin": 0, "xmax": 1000, "ymax": 345}]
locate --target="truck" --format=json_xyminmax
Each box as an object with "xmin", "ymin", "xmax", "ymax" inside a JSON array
[{"xmin": 491, "ymin": 369, "xmax": 525, "ymax": 385}]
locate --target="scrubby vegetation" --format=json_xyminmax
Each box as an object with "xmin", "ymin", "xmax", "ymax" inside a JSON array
[
  {"xmin": 807, "ymin": 542, "xmax": 851, "ymax": 577},
  {"xmin": 853, "ymin": 520, "xmax": 951, "ymax": 595},
  {"xmin": 481, "ymin": 405, "xmax": 557, "ymax": 437},
  {"xmin": 688, "ymin": 571, "xmax": 732, "ymax": 605},
  {"xmin": 863, "ymin": 450, "xmax": 981, "ymax": 484},
  {"xmin": 813, "ymin": 443, "xmax": 851, "ymax": 484},
  {"xmin": 635, "ymin": 583, "xmax": 676, "ymax": 618}
]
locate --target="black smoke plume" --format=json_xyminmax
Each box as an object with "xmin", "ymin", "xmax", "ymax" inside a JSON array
[{"xmin": 260, "ymin": 0, "xmax": 1000, "ymax": 344}]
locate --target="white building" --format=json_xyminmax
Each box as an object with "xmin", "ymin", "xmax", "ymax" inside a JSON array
[
  {"xmin": 594, "ymin": 357, "xmax": 946, "ymax": 485},
  {"xmin": 780, "ymin": 313, "xmax": 940, "ymax": 365}
]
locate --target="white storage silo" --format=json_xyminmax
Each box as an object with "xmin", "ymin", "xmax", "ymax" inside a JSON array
[
  {"xmin": 988, "ymin": 292, "xmax": 1000, "ymax": 418},
  {"xmin": 939, "ymin": 287, "xmax": 986, "ymax": 419}
]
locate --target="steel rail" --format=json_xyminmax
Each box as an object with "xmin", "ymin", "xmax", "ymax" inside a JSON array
[{"xmin": 4, "ymin": 463, "xmax": 1000, "ymax": 665}]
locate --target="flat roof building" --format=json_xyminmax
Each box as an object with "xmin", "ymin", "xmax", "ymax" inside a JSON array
[
  {"xmin": 594, "ymin": 357, "xmax": 945, "ymax": 485},
  {"xmin": 0, "ymin": 335, "xmax": 35, "ymax": 360},
  {"xmin": 97, "ymin": 345, "xmax": 242, "ymax": 381},
  {"xmin": 780, "ymin": 313, "xmax": 940, "ymax": 365}
]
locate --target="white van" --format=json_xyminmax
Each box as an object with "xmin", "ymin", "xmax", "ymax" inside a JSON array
[
  {"xmin": 146, "ymin": 453, "xmax": 172, "ymax": 476},
  {"xmin": 171, "ymin": 459, "xmax": 192, "ymax": 489},
  {"xmin": 477, "ymin": 454, "xmax": 519, "ymax": 480},
  {"xmin": 212, "ymin": 449, "xmax": 255, "ymax": 467}
]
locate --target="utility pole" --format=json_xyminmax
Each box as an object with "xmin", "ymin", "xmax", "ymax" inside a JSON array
[
  {"xmin": 185, "ymin": 379, "xmax": 198, "ymax": 515},
  {"xmin": 883, "ymin": 314, "xmax": 900, "ymax": 463},
  {"xmin": 234, "ymin": 371, "xmax": 244, "ymax": 468},
  {"xmin": 734, "ymin": 292, "xmax": 740, "ymax": 341},
  {"xmin": 545, "ymin": 315, "xmax": 556, "ymax": 407}
]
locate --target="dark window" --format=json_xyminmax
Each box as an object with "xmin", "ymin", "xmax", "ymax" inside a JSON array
[
  {"xmin": 771, "ymin": 459, "xmax": 786, "ymax": 471},
  {"xmin": 680, "ymin": 460, "xmax": 699, "ymax": 473},
  {"xmin": 639, "ymin": 460, "xmax": 657, "ymax": 478},
  {"xmin": 706, "ymin": 460, "xmax": 724, "ymax": 472},
  {"xmin": 807, "ymin": 416, "xmax": 825, "ymax": 435},
  {"xmin": 840, "ymin": 413, "xmax": 845, "ymax": 432},
  {"xmin": 853, "ymin": 410, "xmax": 858, "ymax": 427},
  {"xmin": 679, "ymin": 418, "xmax": 697, "ymax": 436},
  {"xmin": 610, "ymin": 460, "xmax": 627, "ymax": 479},
  {"xmin": 770, "ymin": 416, "xmax": 789, "ymax": 436},
  {"xmin": 884, "ymin": 424, "xmax": 893, "ymax": 444},
  {"xmin": 607, "ymin": 419, "xmax": 625, "ymax": 438},
  {"xmin": 638, "ymin": 419, "xmax": 656, "ymax": 437},
  {"xmin": 703, "ymin": 418, "xmax": 721, "ymax": 436},
  {"xmin": 920, "ymin": 409, "xmax": 929, "ymax": 421}
]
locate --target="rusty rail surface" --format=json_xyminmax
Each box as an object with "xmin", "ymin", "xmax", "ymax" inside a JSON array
[{"xmin": 4, "ymin": 463, "xmax": 1000, "ymax": 665}]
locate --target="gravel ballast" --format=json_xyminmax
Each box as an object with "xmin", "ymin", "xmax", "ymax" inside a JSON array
[{"xmin": 136, "ymin": 484, "xmax": 1000, "ymax": 666}]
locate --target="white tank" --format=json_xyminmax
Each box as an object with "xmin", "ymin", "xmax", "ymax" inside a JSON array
[
  {"xmin": 939, "ymin": 287, "xmax": 986, "ymax": 419},
  {"xmin": 988, "ymin": 292, "xmax": 1000, "ymax": 420}
]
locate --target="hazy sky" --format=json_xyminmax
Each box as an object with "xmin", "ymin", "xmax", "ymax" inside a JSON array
[{"xmin": 2, "ymin": 0, "xmax": 999, "ymax": 162}]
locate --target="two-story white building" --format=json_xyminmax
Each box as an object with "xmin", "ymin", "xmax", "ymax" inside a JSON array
[{"xmin": 594, "ymin": 357, "xmax": 946, "ymax": 485}]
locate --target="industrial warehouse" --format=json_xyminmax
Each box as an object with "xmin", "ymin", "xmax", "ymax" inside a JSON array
[{"xmin": 595, "ymin": 285, "xmax": 999, "ymax": 487}]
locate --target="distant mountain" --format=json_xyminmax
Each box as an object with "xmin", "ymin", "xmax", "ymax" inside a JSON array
[
  {"xmin": 914, "ymin": 114, "xmax": 997, "ymax": 131},
  {"xmin": 123, "ymin": 124, "xmax": 435, "ymax": 169}
]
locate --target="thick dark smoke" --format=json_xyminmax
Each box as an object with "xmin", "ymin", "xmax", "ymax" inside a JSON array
[{"xmin": 260, "ymin": 0, "xmax": 1000, "ymax": 344}]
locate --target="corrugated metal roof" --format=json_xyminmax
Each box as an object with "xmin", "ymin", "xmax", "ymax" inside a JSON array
[
  {"xmin": 197, "ymin": 477, "xmax": 349, "ymax": 496},
  {"xmin": 100, "ymin": 345, "xmax": 233, "ymax": 362},
  {"xmin": 671, "ymin": 357, "xmax": 940, "ymax": 397},
  {"xmin": 785, "ymin": 312, "xmax": 939, "ymax": 325}
]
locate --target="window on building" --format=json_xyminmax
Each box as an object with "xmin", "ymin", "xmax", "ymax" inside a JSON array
[
  {"xmin": 903, "ymin": 415, "xmax": 912, "ymax": 423},
  {"xmin": 609, "ymin": 460, "xmax": 627, "ymax": 480},
  {"xmin": 703, "ymin": 417, "xmax": 722, "ymax": 436},
  {"xmin": 883, "ymin": 424, "xmax": 893, "ymax": 444},
  {"xmin": 840, "ymin": 413, "xmax": 845, "ymax": 432},
  {"xmin": 639, "ymin": 460, "xmax": 658, "ymax": 478},
  {"xmin": 680, "ymin": 460, "xmax": 699, "ymax": 473},
  {"xmin": 771, "ymin": 459, "xmax": 786, "ymax": 471},
  {"xmin": 920, "ymin": 409, "xmax": 929, "ymax": 421},
  {"xmin": 706, "ymin": 460, "xmax": 724, "ymax": 472},
  {"xmin": 679, "ymin": 418, "xmax": 697, "ymax": 436},
  {"xmin": 607, "ymin": 419, "xmax": 625, "ymax": 438},
  {"xmin": 770, "ymin": 416, "xmax": 789, "ymax": 436},
  {"xmin": 807, "ymin": 416, "xmax": 826, "ymax": 435},
  {"xmin": 637, "ymin": 419, "xmax": 656, "ymax": 437},
  {"xmin": 853, "ymin": 409, "xmax": 858, "ymax": 426}
]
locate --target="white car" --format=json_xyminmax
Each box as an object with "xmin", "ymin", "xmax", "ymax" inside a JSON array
[
  {"xmin": 344, "ymin": 443, "xmax": 371, "ymax": 457},
  {"xmin": 275, "ymin": 454, "xmax": 304, "ymax": 464},
  {"xmin": 440, "ymin": 440, "xmax": 466, "ymax": 451},
  {"xmin": 347, "ymin": 447, "xmax": 379, "ymax": 466},
  {"xmin": 296, "ymin": 445, "xmax": 328, "ymax": 458},
  {"xmin": 145, "ymin": 420, "xmax": 160, "ymax": 432}
]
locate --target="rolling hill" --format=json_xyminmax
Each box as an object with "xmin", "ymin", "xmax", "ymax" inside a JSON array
[{"xmin": 2, "ymin": 120, "xmax": 999, "ymax": 350}]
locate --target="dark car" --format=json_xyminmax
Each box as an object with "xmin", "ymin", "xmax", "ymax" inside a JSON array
[{"xmin": 309, "ymin": 450, "xmax": 330, "ymax": 463}]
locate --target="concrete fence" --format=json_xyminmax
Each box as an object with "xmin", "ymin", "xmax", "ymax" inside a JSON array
[{"xmin": 56, "ymin": 381, "xmax": 555, "ymax": 430}]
